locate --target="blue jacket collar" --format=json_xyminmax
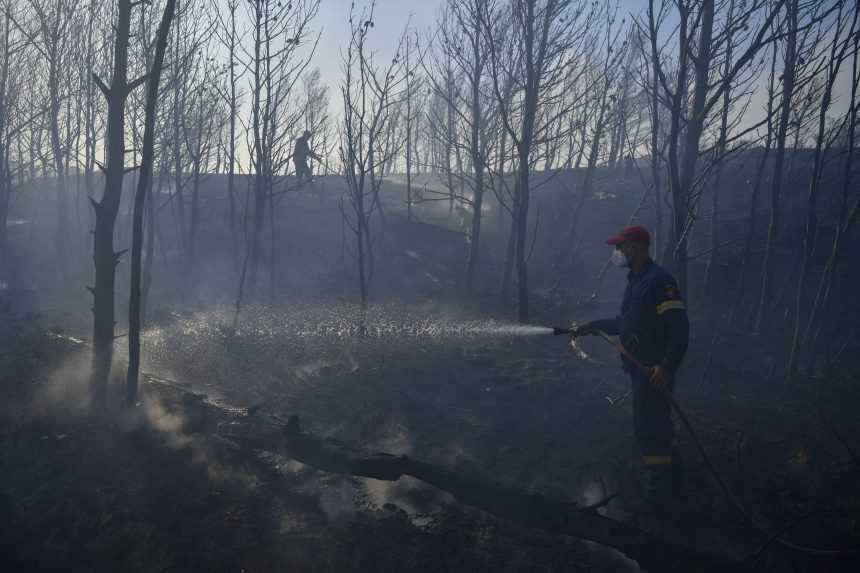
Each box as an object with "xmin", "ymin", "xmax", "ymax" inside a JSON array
[{"xmin": 627, "ymin": 258, "xmax": 654, "ymax": 281}]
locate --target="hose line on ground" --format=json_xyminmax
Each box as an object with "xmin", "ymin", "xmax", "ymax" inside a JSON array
[{"xmin": 592, "ymin": 330, "xmax": 858, "ymax": 559}]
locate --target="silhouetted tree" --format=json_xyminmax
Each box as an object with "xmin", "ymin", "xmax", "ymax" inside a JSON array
[
  {"xmin": 787, "ymin": 2, "xmax": 859, "ymax": 381},
  {"xmin": 482, "ymin": 0, "xmax": 596, "ymax": 321},
  {"xmin": 242, "ymin": 0, "xmax": 321, "ymax": 299},
  {"xmin": 12, "ymin": 0, "xmax": 79, "ymax": 274},
  {"xmin": 90, "ymin": 0, "xmax": 149, "ymax": 410},
  {"xmin": 339, "ymin": 2, "xmax": 408, "ymax": 307},
  {"xmin": 127, "ymin": 0, "xmax": 178, "ymax": 405}
]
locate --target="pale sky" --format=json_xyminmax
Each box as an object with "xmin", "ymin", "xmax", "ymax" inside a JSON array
[
  {"xmin": 312, "ymin": 0, "xmax": 443, "ymax": 93},
  {"xmin": 309, "ymin": 0, "xmax": 649, "ymax": 96},
  {"xmin": 227, "ymin": 0, "xmax": 851, "ymax": 154}
]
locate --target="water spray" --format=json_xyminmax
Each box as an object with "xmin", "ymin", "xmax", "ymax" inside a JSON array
[{"xmin": 143, "ymin": 305, "xmax": 852, "ymax": 557}]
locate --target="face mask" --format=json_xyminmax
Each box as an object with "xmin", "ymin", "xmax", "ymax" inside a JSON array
[{"xmin": 610, "ymin": 249, "xmax": 630, "ymax": 268}]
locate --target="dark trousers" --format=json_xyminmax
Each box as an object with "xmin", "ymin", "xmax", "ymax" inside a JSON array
[
  {"xmin": 630, "ymin": 370, "xmax": 683, "ymax": 501},
  {"xmin": 294, "ymin": 159, "xmax": 312, "ymax": 183}
]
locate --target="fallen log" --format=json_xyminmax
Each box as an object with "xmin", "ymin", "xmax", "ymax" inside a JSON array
[{"xmin": 218, "ymin": 415, "xmax": 755, "ymax": 573}]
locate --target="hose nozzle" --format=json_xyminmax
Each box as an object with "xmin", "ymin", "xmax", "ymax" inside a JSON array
[{"xmin": 552, "ymin": 327, "xmax": 573, "ymax": 336}]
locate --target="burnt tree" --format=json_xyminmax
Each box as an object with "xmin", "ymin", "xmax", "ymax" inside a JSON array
[
  {"xmin": 90, "ymin": 0, "xmax": 148, "ymax": 410},
  {"xmin": 127, "ymin": 0, "xmax": 178, "ymax": 405}
]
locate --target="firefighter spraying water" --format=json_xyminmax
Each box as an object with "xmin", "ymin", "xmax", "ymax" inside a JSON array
[{"xmin": 554, "ymin": 225, "xmax": 690, "ymax": 512}]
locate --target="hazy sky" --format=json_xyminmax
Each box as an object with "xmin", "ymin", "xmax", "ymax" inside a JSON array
[
  {"xmin": 307, "ymin": 0, "xmax": 648, "ymax": 115},
  {"xmin": 310, "ymin": 0, "xmax": 648, "ymax": 90},
  {"xmin": 312, "ymin": 0, "xmax": 443, "ymax": 88},
  {"xmin": 261, "ymin": 0, "xmax": 851, "ymax": 146}
]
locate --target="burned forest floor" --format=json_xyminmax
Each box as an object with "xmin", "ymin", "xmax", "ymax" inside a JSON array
[{"xmin": 2, "ymin": 161, "xmax": 860, "ymax": 572}]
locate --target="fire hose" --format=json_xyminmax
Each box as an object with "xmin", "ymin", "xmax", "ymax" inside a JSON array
[{"xmin": 551, "ymin": 326, "xmax": 858, "ymax": 560}]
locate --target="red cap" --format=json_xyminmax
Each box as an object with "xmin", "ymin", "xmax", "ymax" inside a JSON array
[{"xmin": 606, "ymin": 225, "xmax": 651, "ymax": 246}]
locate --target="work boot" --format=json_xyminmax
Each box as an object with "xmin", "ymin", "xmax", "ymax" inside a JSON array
[
  {"xmin": 616, "ymin": 466, "xmax": 662, "ymax": 516},
  {"xmin": 619, "ymin": 464, "xmax": 684, "ymax": 517},
  {"xmin": 623, "ymin": 493, "xmax": 665, "ymax": 516}
]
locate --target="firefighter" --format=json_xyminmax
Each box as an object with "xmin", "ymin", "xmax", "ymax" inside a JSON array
[
  {"xmin": 293, "ymin": 130, "xmax": 322, "ymax": 186},
  {"xmin": 576, "ymin": 225, "xmax": 689, "ymax": 510}
]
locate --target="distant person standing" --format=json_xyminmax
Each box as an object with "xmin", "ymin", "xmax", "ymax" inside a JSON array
[{"xmin": 293, "ymin": 130, "xmax": 322, "ymax": 186}]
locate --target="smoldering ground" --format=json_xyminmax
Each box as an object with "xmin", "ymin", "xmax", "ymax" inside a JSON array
[
  {"xmin": 4, "ymin": 153, "xmax": 859, "ymax": 571},
  {"xmin": 2, "ymin": 1, "xmax": 860, "ymax": 572}
]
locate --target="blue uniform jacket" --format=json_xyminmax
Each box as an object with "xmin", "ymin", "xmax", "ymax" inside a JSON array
[{"xmin": 592, "ymin": 259, "xmax": 689, "ymax": 373}]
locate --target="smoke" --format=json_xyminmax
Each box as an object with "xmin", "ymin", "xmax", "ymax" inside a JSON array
[
  {"xmin": 139, "ymin": 396, "xmax": 191, "ymax": 449},
  {"xmin": 35, "ymin": 339, "xmax": 211, "ymax": 457},
  {"xmin": 35, "ymin": 349, "xmax": 93, "ymax": 414}
]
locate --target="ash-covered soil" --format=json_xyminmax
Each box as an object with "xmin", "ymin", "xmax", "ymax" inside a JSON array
[{"xmin": 3, "ymin": 164, "xmax": 860, "ymax": 571}]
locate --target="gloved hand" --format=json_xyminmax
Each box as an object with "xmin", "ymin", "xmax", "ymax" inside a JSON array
[
  {"xmin": 571, "ymin": 322, "xmax": 597, "ymax": 337},
  {"xmin": 649, "ymin": 365, "xmax": 673, "ymax": 391}
]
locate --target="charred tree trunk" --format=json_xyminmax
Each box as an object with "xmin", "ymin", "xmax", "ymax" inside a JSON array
[
  {"xmin": 405, "ymin": 62, "xmax": 414, "ymax": 223},
  {"xmin": 648, "ymin": 108, "xmax": 663, "ymax": 264},
  {"xmin": 219, "ymin": 416, "xmax": 760, "ymax": 573},
  {"xmin": 642, "ymin": 5, "xmax": 664, "ymax": 263},
  {"xmin": 657, "ymin": 0, "xmax": 688, "ymax": 267},
  {"xmin": 445, "ymin": 67, "xmax": 456, "ymax": 217},
  {"xmin": 268, "ymin": 172, "xmax": 276, "ymax": 301},
  {"xmin": 573, "ymin": 100, "xmax": 590, "ymax": 170},
  {"xmin": 90, "ymin": 0, "xmax": 136, "ymax": 410},
  {"xmin": 186, "ymin": 116, "xmax": 211, "ymax": 281},
  {"xmin": 512, "ymin": 0, "xmax": 542, "ymax": 324},
  {"xmin": 0, "ymin": 11, "xmax": 9, "ymax": 267},
  {"xmin": 464, "ymin": 26, "xmax": 486, "ymax": 294},
  {"xmin": 730, "ymin": 46, "xmax": 778, "ymax": 327},
  {"xmin": 0, "ymin": 158, "xmax": 7, "ymax": 269},
  {"xmin": 464, "ymin": 160, "xmax": 484, "ymax": 293},
  {"xmin": 514, "ymin": 142, "xmax": 531, "ymax": 322},
  {"xmin": 248, "ymin": 173, "xmax": 266, "ymax": 297},
  {"xmin": 673, "ymin": 0, "xmax": 714, "ymax": 295},
  {"xmin": 141, "ymin": 159, "xmax": 166, "ymax": 324},
  {"xmin": 127, "ymin": 0, "xmax": 177, "ymax": 405},
  {"xmin": 227, "ymin": 0, "xmax": 239, "ymax": 272},
  {"xmin": 189, "ymin": 161, "xmax": 201, "ymax": 276},
  {"xmin": 47, "ymin": 63, "xmax": 69, "ymax": 277},
  {"xmin": 755, "ymin": 0, "xmax": 797, "ymax": 336},
  {"xmin": 170, "ymin": 6, "xmax": 187, "ymax": 260},
  {"xmin": 703, "ymin": 0, "xmax": 735, "ymax": 300},
  {"xmin": 566, "ymin": 94, "xmax": 607, "ymax": 259},
  {"xmin": 247, "ymin": 2, "xmax": 267, "ymax": 298},
  {"xmin": 496, "ymin": 123, "xmax": 508, "ymax": 231},
  {"xmin": 500, "ymin": 182, "xmax": 518, "ymax": 301},
  {"xmin": 787, "ymin": 7, "xmax": 857, "ymax": 381},
  {"xmin": 357, "ymin": 188, "xmax": 368, "ymax": 308},
  {"xmin": 799, "ymin": 16, "xmax": 859, "ymax": 372},
  {"xmin": 338, "ymin": 4, "xmax": 396, "ymax": 310},
  {"xmin": 607, "ymin": 46, "xmax": 635, "ymax": 171},
  {"xmin": 731, "ymin": 150, "xmax": 770, "ymax": 325},
  {"xmin": 82, "ymin": 0, "xmax": 98, "ymax": 250},
  {"xmin": 172, "ymin": 125, "xmax": 186, "ymax": 255}
]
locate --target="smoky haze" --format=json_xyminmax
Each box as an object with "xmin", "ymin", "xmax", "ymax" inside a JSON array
[{"xmin": 1, "ymin": 1, "xmax": 859, "ymax": 572}]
